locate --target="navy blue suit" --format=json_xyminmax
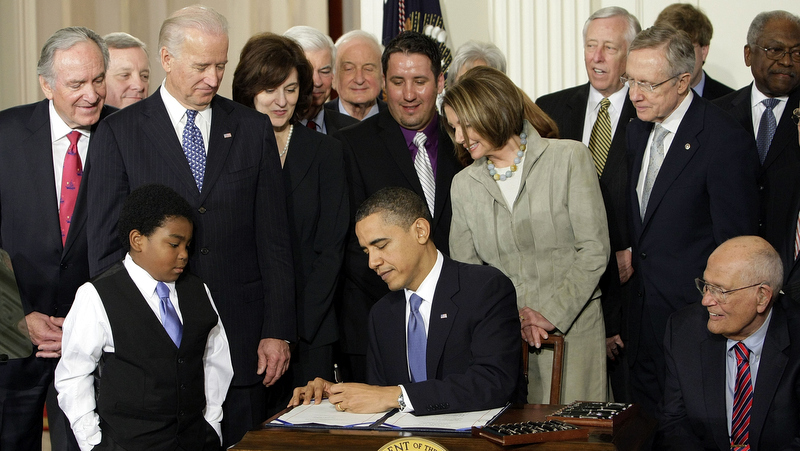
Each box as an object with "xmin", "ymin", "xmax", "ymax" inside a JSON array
[
  {"xmin": 658, "ymin": 299, "xmax": 800, "ymax": 450},
  {"xmin": 367, "ymin": 256, "xmax": 520, "ymax": 414},
  {"xmin": 626, "ymin": 94, "xmax": 760, "ymax": 414},
  {"xmin": 714, "ymin": 85, "xmax": 800, "ymax": 301}
]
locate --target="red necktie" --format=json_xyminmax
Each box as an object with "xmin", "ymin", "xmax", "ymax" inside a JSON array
[
  {"xmin": 59, "ymin": 131, "xmax": 82, "ymax": 246},
  {"xmin": 307, "ymin": 120, "xmax": 318, "ymax": 131},
  {"xmin": 731, "ymin": 342, "xmax": 752, "ymax": 450}
]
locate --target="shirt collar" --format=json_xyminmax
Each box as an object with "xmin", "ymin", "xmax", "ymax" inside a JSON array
[
  {"xmin": 48, "ymin": 101, "xmax": 91, "ymax": 142},
  {"xmin": 160, "ymin": 81, "xmax": 213, "ymax": 126},
  {"xmin": 123, "ymin": 253, "xmax": 175, "ymax": 297},
  {"xmin": 587, "ymin": 84, "xmax": 629, "ymax": 114},
  {"xmin": 694, "ymin": 71, "xmax": 707, "ymax": 97},
  {"xmin": 401, "ymin": 114, "xmax": 440, "ymax": 151},
  {"xmin": 659, "ymin": 90, "xmax": 694, "ymax": 135},
  {"xmin": 751, "ymin": 82, "xmax": 789, "ymax": 108},
  {"xmin": 726, "ymin": 307, "xmax": 773, "ymax": 356},
  {"xmin": 404, "ymin": 250, "xmax": 444, "ymax": 306}
]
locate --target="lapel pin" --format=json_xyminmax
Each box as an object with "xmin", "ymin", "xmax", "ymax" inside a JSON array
[
  {"xmin": 684, "ymin": 143, "xmax": 691, "ymax": 150},
  {"xmin": 440, "ymin": 313, "xmax": 448, "ymax": 319},
  {"xmin": 224, "ymin": 133, "xmax": 232, "ymax": 138}
]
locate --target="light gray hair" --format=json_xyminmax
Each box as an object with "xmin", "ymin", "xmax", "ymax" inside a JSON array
[
  {"xmin": 104, "ymin": 32, "xmax": 148, "ymax": 54},
  {"xmin": 158, "ymin": 5, "xmax": 228, "ymax": 58},
  {"xmin": 630, "ymin": 26, "xmax": 695, "ymax": 78},
  {"xmin": 747, "ymin": 10, "xmax": 800, "ymax": 47},
  {"xmin": 38, "ymin": 27, "xmax": 109, "ymax": 87},
  {"xmin": 284, "ymin": 26, "xmax": 336, "ymax": 62},
  {"xmin": 334, "ymin": 30, "xmax": 383, "ymax": 73},
  {"xmin": 583, "ymin": 6, "xmax": 642, "ymax": 48},
  {"xmin": 447, "ymin": 40, "xmax": 507, "ymax": 86}
]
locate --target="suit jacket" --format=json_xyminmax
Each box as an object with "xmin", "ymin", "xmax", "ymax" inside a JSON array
[
  {"xmin": 701, "ymin": 72, "xmax": 735, "ymax": 101},
  {"xmin": 334, "ymin": 109, "xmax": 462, "ymax": 356},
  {"xmin": 713, "ymin": 85, "xmax": 800, "ymax": 299},
  {"xmin": 627, "ymin": 94, "xmax": 760, "ymax": 366},
  {"xmin": 324, "ymin": 97, "xmax": 387, "ymax": 119},
  {"xmin": 321, "ymin": 108, "xmax": 358, "ymax": 135},
  {"xmin": 657, "ymin": 299, "xmax": 800, "ymax": 450},
  {"xmin": 0, "ymin": 99, "xmax": 114, "ymax": 389},
  {"xmin": 537, "ymin": 83, "xmax": 637, "ymax": 337},
  {"xmin": 86, "ymin": 91, "xmax": 295, "ymax": 386},
  {"xmin": 366, "ymin": 256, "xmax": 520, "ymax": 414},
  {"xmin": 283, "ymin": 125, "xmax": 348, "ymax": 348}
]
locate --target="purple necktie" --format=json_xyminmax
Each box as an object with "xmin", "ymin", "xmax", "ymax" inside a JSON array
[
  {"xmin": 156, "ymin": 282, "xmax": 182, "ymax": 347},
  {"xmin": 407, "ymin": 293, "xmax": 427, "ymax": 382}
]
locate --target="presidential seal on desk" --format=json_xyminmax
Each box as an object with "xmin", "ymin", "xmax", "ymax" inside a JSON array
[{"xmin": 379, "ymin": 438, "xmax": 448, "ymax": 451}]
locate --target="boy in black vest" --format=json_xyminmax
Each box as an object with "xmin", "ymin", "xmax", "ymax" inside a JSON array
[{"xmin": 55, "ymin": 184, "xmax": 233, "ymax": 451}]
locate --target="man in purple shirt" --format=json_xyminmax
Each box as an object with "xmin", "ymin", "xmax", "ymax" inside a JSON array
[{"xmin": 333, "ymin": 31, "xmax": 462, "ymax": 383}]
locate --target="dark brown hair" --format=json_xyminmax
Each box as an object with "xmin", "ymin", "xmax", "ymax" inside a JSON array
[{"xmin": 232, "ymin": 32, "xmax": 313, "ymax": 122}]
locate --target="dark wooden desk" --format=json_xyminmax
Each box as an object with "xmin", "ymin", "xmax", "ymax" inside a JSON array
[{"xmin": 230, "ymin": 404, "xmax": 656, "ymax": 451}]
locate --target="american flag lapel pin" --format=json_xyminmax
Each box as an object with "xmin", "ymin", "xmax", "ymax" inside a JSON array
[
  {"xmin": 224, "ymin": 133, "xmax": 232, "ymax": 138},
  {"xmin": 440, "ymin": 313, "xmax": 447, "ymax": 319}
]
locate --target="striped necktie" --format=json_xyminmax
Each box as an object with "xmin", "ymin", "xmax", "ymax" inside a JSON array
[
  {"xmin": 731, "ymin": 342, "xmax": 752, "ymax": 450},
  {"xmin": 588, "ymin": 98, "xmax": 612, "ymax": 176},
  {"xmin": 413, "ymin": 132, "xmax": 436, "ymax": 217}
]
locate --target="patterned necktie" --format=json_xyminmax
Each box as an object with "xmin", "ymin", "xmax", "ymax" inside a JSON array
[
  {"xmin": 307, "ymin": 120, "xmax": 318, "ymax": 131},
  {"xmin": 413, "ymin": 132, "xmax": 436, "ymax": 217},
  {"xmin": 182, "ymin": 109, "xmax": 206, "ymax": 191},
  {"xmin": 407, "ymin": 293, "xmax": 427, "ymax": 383},
  {"xmin": 731, "ymin": 342, "xmax": 752, "ymax": 450},
  {"xmin": 156, "ymin": 282, "xmax": 183, "ymax": 347},
  {"xmin": 59, "ymin": 131, "xmax": 83, "ymax": 246},
  {"xmin": 588, "ymin": 98, "xmax": 612, "ymax": 176},
  {"xmin": 640, "ymin": 124, "xmax": 670, "ymax": 219},
  {"xmin": 756, "ymin": 98, "xmax": 780, "ymax": 165}
]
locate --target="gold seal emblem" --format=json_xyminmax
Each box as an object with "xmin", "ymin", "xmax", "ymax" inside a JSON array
[{"xmin": 378, "ymin": 437, "xmax": 448, "ymax": 451}]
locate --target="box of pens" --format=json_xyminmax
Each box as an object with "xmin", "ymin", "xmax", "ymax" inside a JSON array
[
  {"xmin": 546, "ymin": 401, "xmax": 637, "ymax": 430},
  {"xmin": 472, "ymin": 419, "xmax": 588, "ymax": 445}
]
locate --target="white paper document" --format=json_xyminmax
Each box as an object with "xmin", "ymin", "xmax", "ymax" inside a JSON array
[
  {"xmin": 382, "ymin": 406, "xmax": 505, "ymax": 431},
  {"xmin": 270, "ymin": 402, "xmax": 387, "ymax": 428}
]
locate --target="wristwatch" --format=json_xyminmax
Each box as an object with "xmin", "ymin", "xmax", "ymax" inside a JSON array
[{"xmin": 397, "ymin": 391, "xmax": 406, "ymax": 410}]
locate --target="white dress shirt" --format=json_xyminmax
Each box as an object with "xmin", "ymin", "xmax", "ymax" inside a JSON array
[
  {"xmin": 725, "ymin": 308, "xmax": 772, "ymax": 435},
  {"xmin": 581, "ymin": 84, "xmax": 629, "ymax": 147},
  {"xmin": 399, "ymin": 250, "xmax": 444, "ymax": 412},
  {"xmin": 160, "ymin": 82, "xmax": 212, "ymax": 155},
  {"xmin": 750, "ymin": 84, "xmax": 789, "ymax": 138},
  {"xmin": 54, "ymin": 254, "xmax": 233, "ymax": 451},
  {"xmin": 636, "ymin": 90, "xmax": 695, "ymax": 208},
  {"xmin": 49, "ymin": 101, "xmax": 90, "ymax": 207}
]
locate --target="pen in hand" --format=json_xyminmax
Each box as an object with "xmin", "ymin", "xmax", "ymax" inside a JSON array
[{"xmin": 334, "ymin": 363, "xmax": 342, "ymax": 384}]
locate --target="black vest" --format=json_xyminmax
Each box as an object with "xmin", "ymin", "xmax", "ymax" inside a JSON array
[{"xmin": 93, "ymin": 263, "xmax": 218, "ymax": 451}]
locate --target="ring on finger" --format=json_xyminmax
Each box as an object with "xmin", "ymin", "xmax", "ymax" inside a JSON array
[{"xmin": 336, "ymin": 403, "xmax": 344, "ymax": 412}]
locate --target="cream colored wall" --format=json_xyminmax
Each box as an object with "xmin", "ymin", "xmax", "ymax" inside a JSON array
[{"xmin": 1, "ymin": 1, "xmax": 797, "ymax": 111}]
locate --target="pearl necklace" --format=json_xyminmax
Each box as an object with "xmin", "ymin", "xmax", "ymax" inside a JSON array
[
  {"xmin": 487, "ymin": 132, "xmax": 526, "ymax": 181},
  {"xmin": 279, "ymin": 124, "xmax": 294, "ymax": 158}
]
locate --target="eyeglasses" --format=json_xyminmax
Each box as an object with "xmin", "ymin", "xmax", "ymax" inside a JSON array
[
  {"xmin": 620, "ymin": 74, "xmax": 682, "ymax": 93},
  {"xmin": 695, "ymin": 278, "xmax": 764, "ymax": 304},
  {"xmin": 793, "ymin": 108, "xmax": 799, "ymax": 126},
  {"xmin": 752, "ymin": 45, "xmax": 800, "ymax": 63}
]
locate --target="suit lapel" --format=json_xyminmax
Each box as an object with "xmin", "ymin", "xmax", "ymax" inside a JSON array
[
  {"xmin": 387, "ymin": 291, "xmax": 412, "ymax": 383},
  {"xmin": 749, "ymin": 302, "xmax": 790, "ymax": 449},
  {"xmin": 431, "ymin": 125, "xmax": 456, "ymax": 227},
  {"xmin": 727, "ymin": 85, "xmax": 754, "ymax": 136},
  {"xmin": 627, "ymin": 118, "xmax": 653, "ymax": 242},
  {"xmin": 283, "ymin": 126, "xmax": 316, "ymax": 194},
  {"xmin": 141, "ymin": 91, "xmax": 199, "ymax": 198},
  {"xmin": 602, "ymin": 96, "xmax": 636, "ymax": 183},
  {"xmin": 761, "ymin": 88, "xmax": 800, "ymax": 171},
  {"xmin": 561, "ymin": 85, "xmax": 590, "ymax": 140},
  {"xmin": 24, "ymin": 100, "xmax": 63, "ymax": 255},
  {"xmin": 701, "ymin": 330, "xmax": 730, "ymax": 450},
  {"xmin": 426, "ymin": 258, "xmax": 458, "ymax": 379},
  {"xmin": 378, "ymin": 111, "xmax": 427, "ymax": 203},
  {"xmin": 642, "ymin": 96, "xmax": 703, "ymax": 226},
  {"xmin": 202, "ymin": 96, "xmax": 237, "ymax": 204}
]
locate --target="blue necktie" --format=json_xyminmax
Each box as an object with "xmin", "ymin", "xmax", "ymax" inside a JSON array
[
  {"xmin": 756, "ymin": 98, "xmax": 780, "ymax": 165},
  {"xmin": 182, "ymin": 109, "xmax": 206, "ymax": 191},
  {"xmin": 407, "ymin": 293, "xmax": 427, "ymax": 383},
  {"xmin": 156, "ymin": 282, "xmax": 182, "ymax": 347}
]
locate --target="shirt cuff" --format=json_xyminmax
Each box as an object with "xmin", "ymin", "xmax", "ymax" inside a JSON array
[
  {"xmin": 399, "ymin": 385, "xmax": 415, "ymax": 413},
  {"xmin": 73, "ymin": 412, "xmax": 102, "ymax": 451}
]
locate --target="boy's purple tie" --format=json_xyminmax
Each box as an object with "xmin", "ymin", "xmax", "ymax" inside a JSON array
[{"xmin": 156, "ymin": 282, "xmax": 182, "ymax": 347}]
